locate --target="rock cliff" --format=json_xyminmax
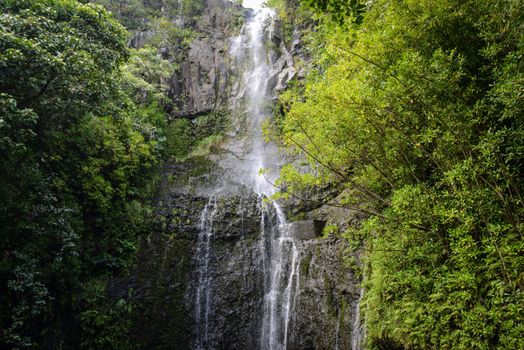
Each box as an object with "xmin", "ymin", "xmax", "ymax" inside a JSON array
[
  {"xmin": 130, "ymin": 1, "xmax": 363, "ymax": 349},
  {"xmin": 169, "ymin": 0, "xmax": 244, "ymax": 117}
]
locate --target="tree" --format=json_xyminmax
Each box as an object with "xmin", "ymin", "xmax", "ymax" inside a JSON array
[
  {"xmin": 299, "ymin": 0, "xmax": 366, "ymax": 23},
  {"xmin": 276, "ymin": 0, "xmax": 524, "ymax": 348},
  {"xmin": 0, "ymin": 1, "xmax": 163, "ymax": 348}
]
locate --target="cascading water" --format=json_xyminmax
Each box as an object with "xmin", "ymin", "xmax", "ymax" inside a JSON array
[
  {"xmin": 282, "ymin": 234, "xmax": 300, "ymax": 347},
  {"xmin": 143, "ymin": 1, "xmax": 363, "ymax": 348},
  {"xmin": 195, "ymin": 197, "xmax": 218, "ymax": 350},
  {"xmin": 258, "ymin": 203, "xmax": 301, "ymax": 350},
  {"xmin": 228, "ymin": 1, "xmax": 301, "ymax": 349},
  {"xmin": 190, "ymin": 0, "xmax": 300, "ymax": 347}
]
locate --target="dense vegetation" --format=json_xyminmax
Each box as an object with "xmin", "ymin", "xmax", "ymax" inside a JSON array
[
  {"xmin": 0, "ymin": 0, "xmax": 184, "ymax": 348},
  {"xmin": 2, "ymin": 0, "xmax": 523, "ymax": 348},
  {"xmin": 275, "ymin": 0, "xmax": 524, "ymax": 349},
  {"xmin": 0, "ymin": 0, "xmax": 232, "ymax": 347},
  {"xmin": 94, "ymin": 0, "xmax": 204, "ymax": 30}
]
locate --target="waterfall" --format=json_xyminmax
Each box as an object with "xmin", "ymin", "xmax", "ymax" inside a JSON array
[
  {"xmin": 144, "ymin": 0, "xmax": 365, "ymax": 348},
  {"xmin": 229, "ymin": 1, "xmax": 300, "ymax": 349},
  {"xmin": 282, "ymin": 237, "xmax": 300, "ymax": 347},
  {"xmin": 195, "ymin": 197, "xmax": 218, "ymax": 350},
  {"xmin": 188, "ymin": 0, "xmax": 357, "ymax": 348}
]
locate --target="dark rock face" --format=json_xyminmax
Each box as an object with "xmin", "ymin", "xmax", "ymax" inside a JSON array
[
  {"xmin": 203, "ymin": 194, "xmax": 265, "ymax": 349},
  {"xmin": 169, "ymin": 0, "xmax": 244, "ymax": 117},
  {"xmin": 289, "ymin": 220, "xmax": 326, "ymax": 240},
  {"xmin": 132, "ymin": 152, "xmax": 363, "ymax": 349},
  {"xmin": 133, "ymin": 159, "xmax": 362, "ymax": 349},
  {"xmin": 133, "ymin": 156, "xmax": 267, "ymax": 349},
  {"xmin": 288, "ymin": 239, "xmax": 361, "ymax": 350}
]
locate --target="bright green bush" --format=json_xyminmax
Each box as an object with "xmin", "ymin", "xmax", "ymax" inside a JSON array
[{"xmin": 277, "ymin": 0, "xmax": 524, "ymax": 348}]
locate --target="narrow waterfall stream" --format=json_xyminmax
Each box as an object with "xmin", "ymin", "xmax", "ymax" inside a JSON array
[{"xmin": 195, "ymin": 197, "xmax": 218, "ymax": 349}]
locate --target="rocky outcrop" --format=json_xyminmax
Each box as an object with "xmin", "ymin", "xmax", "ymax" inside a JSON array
[
  {"xmin": 169, "ymin": 0, "xmax": 244, "ymax": 117},
  {"xmin": 169, "ymin": 0, "xmax": 298, "ymax": 118},
  {"xmin": 266, "ymin": 19, "xmax": 296, "ymax": 95},
  {"xmin": 289, "ymin": 238, "xmax": 361, "ymax": 350}
]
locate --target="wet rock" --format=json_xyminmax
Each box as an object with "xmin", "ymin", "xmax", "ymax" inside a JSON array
[
  {"xmin": 288, "ymin": 238, "xmax": 362, "ymax": 350},
  {"xmin": 275, "ymin": 67, "xmax": 296, "ymax": 91},
  {"xmin": 289, "ymin": 220, "xmax": 326, "ymax": 240},
  {"xmin": 134, "ymin": 155, "xmax": 268, "ymax": 349}
]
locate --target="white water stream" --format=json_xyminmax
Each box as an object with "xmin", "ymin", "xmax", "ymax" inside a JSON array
[
  {"xmin": 232, "ymin": 1, "xmax": 300, "ymax": 349},
  {"xmin": 194, "ymin": 197, "xmax": 218, "ymax": 349}
]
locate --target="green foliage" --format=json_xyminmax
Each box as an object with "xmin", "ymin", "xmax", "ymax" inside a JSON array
[
  {"xmin": 93, "ymin": 0, "xmax": 205, "ymax": 30},
  {"xmin": 265, "ymin": 0, "xmax": 313, "ymax": 48},
  {"xmin": 121, "ymin": 46, "xmax": 173, "ymax": 104},
  {"xmin": 322, "ymin": 224, "xmax": 338, "ymax": 238},
  {"xmin": 276, "ymin": 0, "xmax": 524, "ymax": 348},
  {"xmin": 146, "ymin": 16, "xmax": 194, "ymax": 48},
  {"xmin": 0, "ymin": 0, "xmax": 167, "ymax": 348},
  {"xmin": 189, "ymin": 134, "xmax": 224, "ymax": 158},
  {"xmin": 92, "ymin": 0, "xmax": 199, "ymax": 77},
  {"xmin": 93, "ymin": 0, "xmax": 149, "ymax": 30},
  {"xmin": 164, "ymin": 110, "xmax": 229, "ymax": 160},
  {"xmin": 78, "ymin": 281, "xmax": 137, "ymax": 350},
  {"xmin": 165, "ymin": 118, "xmax": 194, "ymax": 158},
  {"xmin": 298, "ymin": 0, "xmax": 366, "ymax": 24}
]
